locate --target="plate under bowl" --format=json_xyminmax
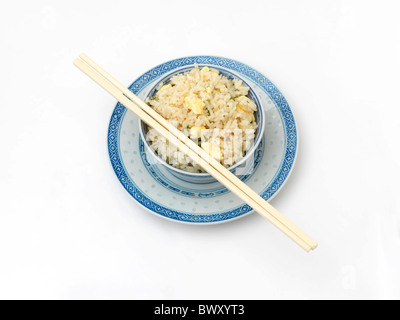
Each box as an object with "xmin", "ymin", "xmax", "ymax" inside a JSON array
[{"xmin": 107, "ymin": 56, "xmax": 298, "ymax": 224}]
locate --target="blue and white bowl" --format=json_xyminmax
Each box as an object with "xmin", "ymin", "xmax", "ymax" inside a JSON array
[{"xmin": 138, "ymin": 66, "xmax": 265, "ymax": 183}]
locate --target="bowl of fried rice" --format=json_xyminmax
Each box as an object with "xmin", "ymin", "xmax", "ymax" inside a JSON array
[{"xmin": 139, "ymin": 64, "xmax": 265, "ymax": 183}]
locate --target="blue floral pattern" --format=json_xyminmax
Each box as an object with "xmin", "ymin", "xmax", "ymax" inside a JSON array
[{"xmin": 108, "ymin": 56, "xmax": 297, "ymax": 223}]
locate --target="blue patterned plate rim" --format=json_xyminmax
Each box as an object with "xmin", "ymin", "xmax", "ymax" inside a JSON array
[{"xmin": 107, "ymin": 55, "xmax": 298, "ymax": 224}]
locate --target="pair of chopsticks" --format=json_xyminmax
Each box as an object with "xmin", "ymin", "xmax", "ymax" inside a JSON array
[{"xmin": 74, "ymin": 53, "xmax": 318, "ymax": 252}]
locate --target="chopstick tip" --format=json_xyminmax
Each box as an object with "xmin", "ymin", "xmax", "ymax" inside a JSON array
[
  {"xmin": 73, "ymin": 58, "xmax": 82, "ymax": 67},
  {"xmin": 307, "ymin": 242, "xmax": 318, "ymax": 252},
  {"xmin": 79, "ymin": 52, "xmax": 89, "ymax": 60}
]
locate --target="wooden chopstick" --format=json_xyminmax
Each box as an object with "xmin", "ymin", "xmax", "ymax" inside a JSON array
[
  {"xmin": 74, "ymin": 54, "xmax": 317, "ymax": 252},
  {"xmin": 78, "ymin": 54, "xmax": 317, "ymax": 250}
]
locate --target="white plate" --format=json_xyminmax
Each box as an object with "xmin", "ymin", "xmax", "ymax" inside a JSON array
[{"xmin": 108, "ymin": 56, "xmax": 298, "ymax": 224}]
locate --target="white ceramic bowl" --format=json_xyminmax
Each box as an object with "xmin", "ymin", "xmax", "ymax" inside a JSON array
[{"xmin": 138, "ymin": 65, "xmax": 265, "ymax": 183}]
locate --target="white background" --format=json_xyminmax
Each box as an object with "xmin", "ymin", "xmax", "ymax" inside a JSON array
[{"xmin": 1, "ymin": 0, "xmax": 399, "ymax": 300}]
